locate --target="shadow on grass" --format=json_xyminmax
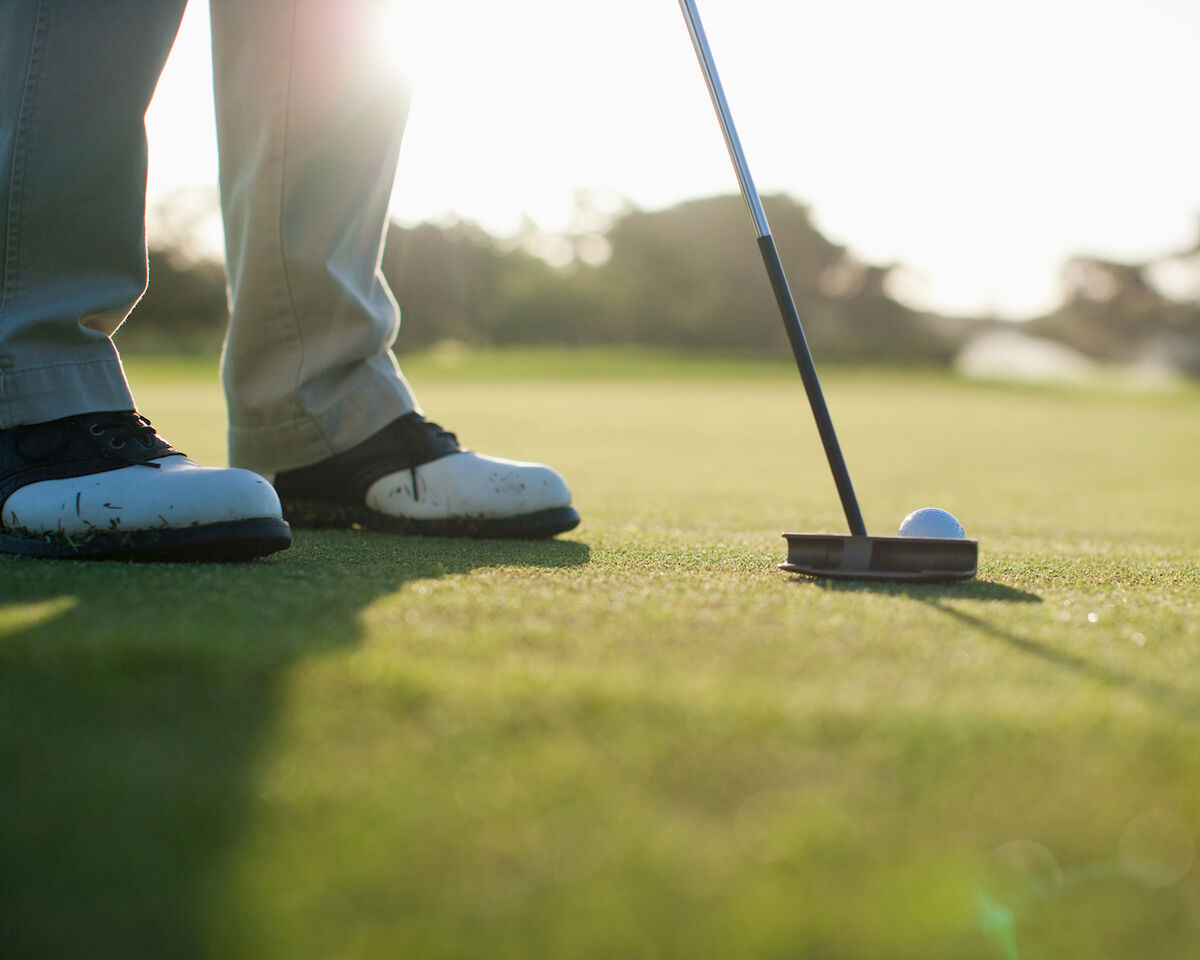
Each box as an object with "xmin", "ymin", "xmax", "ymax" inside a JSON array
[
  {"xmin": 923, "ymin": 600, "xmax": 1200, "ymax": 726},
  {"xmin": 805, "ymin": 576, "xmax": 1043, "ymax": 605},
  {"xmin": 0, "ymin": 532, "xmax": 588, "ymax": 960},
  {"xmin": 805, "ymin": 575, "xmax": 1200, "ymax": 725}
]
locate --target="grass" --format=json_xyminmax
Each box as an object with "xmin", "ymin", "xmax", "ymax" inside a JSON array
[{"xmin": 3, "ymin": 348, "xmax": 1199, "ymax": 959}]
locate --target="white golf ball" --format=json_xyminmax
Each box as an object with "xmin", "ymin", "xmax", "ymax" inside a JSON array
[{"xmin": 897, "ymin": 507, "xmax": 966, "ymax": 539}]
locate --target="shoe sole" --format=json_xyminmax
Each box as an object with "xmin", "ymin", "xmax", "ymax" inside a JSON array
[
  {"xmin": 281, "ymin": 499, "xmax": 581, "ymax": 540},
  {"xmin": 0, "ymin": 518, "xmax": 292, "ymax": 563}
]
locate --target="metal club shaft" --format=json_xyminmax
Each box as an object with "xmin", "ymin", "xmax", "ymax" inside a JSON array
[{"xmin": 677, "ymin": 0, "xmax": 868, "ymax": 537}]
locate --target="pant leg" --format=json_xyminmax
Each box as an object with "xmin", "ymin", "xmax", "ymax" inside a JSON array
[
  {"xmin": 0, "ymin": 0, "xmax": 187, "ymax": 428},
  {"xmin": 211, "ymin": 0, "xmax": 419, "ymax": 478}
]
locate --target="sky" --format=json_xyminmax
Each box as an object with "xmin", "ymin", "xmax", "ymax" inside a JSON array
[{"xmin": 145, "ymin": 0, "xmax": 1200, "ymax": 320}]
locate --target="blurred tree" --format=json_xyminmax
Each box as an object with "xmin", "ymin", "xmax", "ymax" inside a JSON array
[
  {"xmin": 1030, "ymin": 244, "xmax": 1200, "ymax": 375},
  {"xmin": 113, "ymin": 247, "xmax": 229, "ymax": 354},
  {"xmin": 119, "ymin": 191, "xmax": 1199, "ymax": 376},
  {"xmin": 577, "ymin": 194, "xmax": 952, "ymax": 361},
  {"xmin": 381, "ymin": 219, "xmax": 591, "ymax": 349},
  {"xmin": 115, "ymin": 187, "xmax": 229, "ymax": 353}
]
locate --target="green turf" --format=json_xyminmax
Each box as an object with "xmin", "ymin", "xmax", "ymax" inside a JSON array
[{"xmin": 3, "ymin": 350, "xmax": 1199, "ymax": 959}]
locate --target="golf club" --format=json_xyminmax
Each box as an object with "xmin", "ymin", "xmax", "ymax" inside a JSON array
[{"xmin": 677, "ymin": 0, "xmax": 977, "ymax": 581}]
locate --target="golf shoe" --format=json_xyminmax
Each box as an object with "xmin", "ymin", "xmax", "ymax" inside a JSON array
[
  {"xmin": 273, "ymin": 413, "xmax": 579, "ymax": 539},
  {"xmin": 0, "ymin": 411, "xmax": 291, "ymax": 561}
]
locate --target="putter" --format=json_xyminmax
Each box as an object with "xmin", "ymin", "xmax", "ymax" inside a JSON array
[{"xmin": 678, "ymin": 0, "xmax": 977, "ymax": 581}]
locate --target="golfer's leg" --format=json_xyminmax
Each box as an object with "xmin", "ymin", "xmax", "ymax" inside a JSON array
[
  {"xmin": 211, "ymin": 0, "xmax": 418, "ymax": 478},
  {"xmin": 0, "ymin": 0, "xmax": 187, "ymax": 428},
  {"xmin": 0, "ymin": 1, "xmax": 289, "ymax": 562}
]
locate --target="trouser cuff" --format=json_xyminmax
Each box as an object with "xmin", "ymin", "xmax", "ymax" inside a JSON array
[
  {"xmin": 0, "ymin": 355, "xmax": 135, "ymax": 429},
  {"xmin": 227, "ymin": 364, "xmax": 420, "ymax": 477}
]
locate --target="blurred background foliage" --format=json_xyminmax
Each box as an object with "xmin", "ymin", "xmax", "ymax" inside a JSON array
[{"xmin": 123, "ymin": 191, "xmax": 1200, "ymax": 378}]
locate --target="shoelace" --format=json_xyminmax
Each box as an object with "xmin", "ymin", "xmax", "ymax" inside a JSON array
[
  {"xmin": 79, "ymin": 413, "xmax": 164, "ymax": 468},
  {"xmin": 15, "ymin": 413, "xmax": 166, "ymax": 469},
  {"xmin": 409, "ymin": 419, "xmax": 459, "ymax": 503},
  {"xmin": 422, "ymin": 419, "xmax": 458, "ymax": 447}
]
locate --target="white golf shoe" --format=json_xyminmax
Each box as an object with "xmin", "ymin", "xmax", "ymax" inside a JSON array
[
  {"xmin": 273, "ymin": 413, "xmax": 580, "ymax": 539},
  {"xmin": 0, "ymin": 411, "xmax": 291, "ymax": 561}
]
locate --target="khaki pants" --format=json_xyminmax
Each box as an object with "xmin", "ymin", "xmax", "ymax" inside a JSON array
[{"xmin": 0, "ymin": 0, "xmax": 419, "ymax": 476}]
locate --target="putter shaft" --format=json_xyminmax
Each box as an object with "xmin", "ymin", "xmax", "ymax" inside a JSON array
[{"xmin": 678, "ymin": 0, "xmax": 867, "ymax": 537}]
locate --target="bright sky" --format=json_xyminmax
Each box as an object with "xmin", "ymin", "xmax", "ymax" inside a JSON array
[{"xmin": 146, "ymin": 0, "xmax": 1200, "ymax": 320}]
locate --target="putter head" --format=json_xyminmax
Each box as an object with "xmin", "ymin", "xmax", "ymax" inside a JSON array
[{"xmin": 779, "ymin": 533, "xmax": 978, "ymax": 582}]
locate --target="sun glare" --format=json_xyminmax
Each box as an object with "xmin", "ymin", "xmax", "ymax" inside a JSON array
[
  {"xmin": 371, "ymin": 4, "xmax": 449, "ymax": 92},
  {"xmin": 146, "ymin": 0, "xmax": 1200, "ymax": 320},
  {"xmin": 368, "ymin": 2, "xmax": 411, "ymax": 86}
]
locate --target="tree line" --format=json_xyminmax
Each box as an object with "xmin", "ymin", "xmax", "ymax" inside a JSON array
[{"xmin": 120, "ymin": 194, "xmax": 1200, "ymax": 376}]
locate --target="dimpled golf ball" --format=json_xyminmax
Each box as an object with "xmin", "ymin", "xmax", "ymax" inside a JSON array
[{"xmin": 897, "ymin": 507, "xmax": 966, "ymax": 539}]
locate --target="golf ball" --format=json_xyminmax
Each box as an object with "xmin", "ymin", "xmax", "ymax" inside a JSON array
[{"xmin": 897, "ymin": 507, "xmax": 966, "ymax": 539}]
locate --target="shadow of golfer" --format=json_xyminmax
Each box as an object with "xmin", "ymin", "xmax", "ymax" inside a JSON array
[{"xmin": 0, "ymin": 532, "xmax": 588, "ymax": 960}]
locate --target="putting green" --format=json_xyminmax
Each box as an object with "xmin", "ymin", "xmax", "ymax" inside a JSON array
[{"xmin": 3, "ymin": 350, "xmax": 1198, "ymax": 959}]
